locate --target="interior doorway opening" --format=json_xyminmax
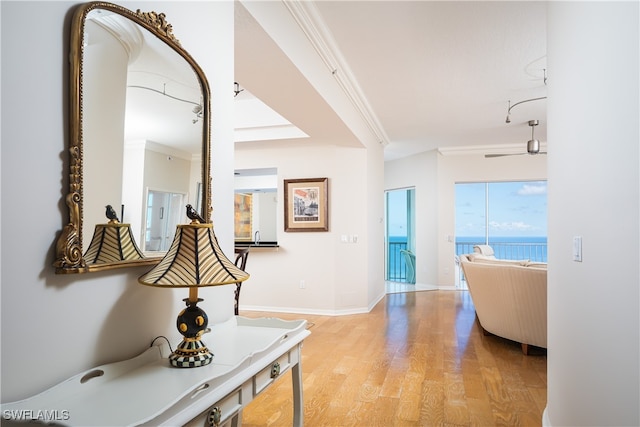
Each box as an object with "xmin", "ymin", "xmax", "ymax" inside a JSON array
[
  {"xmin": 143, "ymin": 190, "xmax": 186, "ymax": 253},
  {"xmin": 385, "ymin": 187, "xmax": 415, "ymax": 283}
]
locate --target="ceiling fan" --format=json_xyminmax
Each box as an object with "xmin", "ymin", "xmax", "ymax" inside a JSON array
[{"xmin": 485, "ymin": 120, "xmax": 546, "ymax": 158}]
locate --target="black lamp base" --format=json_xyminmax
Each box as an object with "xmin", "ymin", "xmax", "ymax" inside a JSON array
[
  {"xmin": 170, "ymin": 298, "xmax": 213, "ymax": 368},
  {"xmin": 169, "ymin": 338, "xmax": 214, "ymax": 368}
]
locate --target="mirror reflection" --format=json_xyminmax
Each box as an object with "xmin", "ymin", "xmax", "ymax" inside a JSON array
[
  {"xmin": 54, "ymin": 2, "xmax": 211, "ymax": 273},
  {"xmin": 234, "ymin": 168, "xmax": 278, "ymax": 247},
  {"xmin": 84, "ymin": 8, "xmax": 203, "ymax": 259}
]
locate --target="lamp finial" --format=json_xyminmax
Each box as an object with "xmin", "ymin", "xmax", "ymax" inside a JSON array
[
  {"xmin": 105, "ymin": 205, "xmax": 120, "ymax": 223},
  {"xmin": 186, "ymin": 204, "xmax": 206, "ymax": 224}
]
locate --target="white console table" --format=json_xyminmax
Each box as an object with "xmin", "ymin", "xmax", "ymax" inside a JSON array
[{"xmin": 1, "ymin": 317, "xmax": 310, "ymax": 427}]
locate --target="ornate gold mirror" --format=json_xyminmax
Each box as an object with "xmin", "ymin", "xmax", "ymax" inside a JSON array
[{"xmin": 55, "ymin": 2, "xmax": 211, "ymax": 274}]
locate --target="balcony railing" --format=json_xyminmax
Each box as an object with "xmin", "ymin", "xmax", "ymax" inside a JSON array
[
  {"xmin": 455, "ymin": 240, "xmax": 547, "ymax": 289},
  {"xmin": 387, "ymin": 240, "xmax": 408, "ymax": 282},
  {"xmin": 455, "ymin": 241, "xmax": 547, "ymax": 262},
  {"xmin": 387, "ymin": 239, "xmax": 548, "ymax": 285}
]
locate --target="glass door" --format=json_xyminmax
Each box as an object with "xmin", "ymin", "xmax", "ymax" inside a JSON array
[
  {"xmin": 385, "ymin": 188, "xmax": 415, "ymax": 283},
  {"xmin": 143, "ymin": 190, "xmax": 185, "ymax": 252}
]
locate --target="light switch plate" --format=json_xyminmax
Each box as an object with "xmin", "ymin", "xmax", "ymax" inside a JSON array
[{"xmin": 573, "ymin": 236, "xmax": 582, "ymax": 262}]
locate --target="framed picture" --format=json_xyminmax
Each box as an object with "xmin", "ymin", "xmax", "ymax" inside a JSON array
[
  {"xmin": 284, "ymin": 178, "xmax": 329, "ymax": 232},
  {"xmin": 234, "ymin": 193, "xmax": 253, "ymax": 240}
]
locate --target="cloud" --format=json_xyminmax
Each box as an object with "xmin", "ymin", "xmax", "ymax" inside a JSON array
[
  {"xmin": 517, "ymin": 183, "xmax": 547, "ymax": 196},
  {"xmin": 489, "ymin": 221, "xmax": 535, "ymax": 231}
]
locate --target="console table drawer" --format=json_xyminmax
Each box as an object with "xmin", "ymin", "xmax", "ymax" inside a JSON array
[
  {"xmin": 185, "ymin": 387, "xmax": 243, "ymax": 427},
  {"xmin": 254, "ymin": 351, "xmax": 291, "ymax": 395}
]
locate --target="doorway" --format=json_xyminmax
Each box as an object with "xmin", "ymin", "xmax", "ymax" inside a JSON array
[
  {"xmin": 143, "ymin": 190, "xmax": 186, "ymax": 252},
  {"xmin": 385, "ymin": 188, "xmax": 415, "ymax": 283}
]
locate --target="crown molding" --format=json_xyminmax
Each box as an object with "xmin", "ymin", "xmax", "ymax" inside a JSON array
[
  {"xmin": 90, "ymin": 13, "xmax": 144, "ymax": 63},
  {"xmin": 283, "ymin": 1, "xmax": 389, "ymax": 147}
]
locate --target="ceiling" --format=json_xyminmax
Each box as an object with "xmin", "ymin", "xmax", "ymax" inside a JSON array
[{"xmin": 235, "ymin": 1, "xmax": 548, "ymax": 161}]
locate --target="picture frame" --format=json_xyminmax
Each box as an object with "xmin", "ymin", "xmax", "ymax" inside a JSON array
[
  {"xmin": 284, "ymin": 178, "xmax": 329, "ymax": 232},
  {"xmin": 234, "ymin": 193, "xmax": 253, "ymax": 240}
]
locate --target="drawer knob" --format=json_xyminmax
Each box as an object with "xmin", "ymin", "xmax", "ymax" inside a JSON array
[
  {"xmin": 208, "ymin": 406, "xmax": 221, "ymax": 427},
  {"xmin": 270, "ymin": 362, "xmax": 281, "ymax": 378}
]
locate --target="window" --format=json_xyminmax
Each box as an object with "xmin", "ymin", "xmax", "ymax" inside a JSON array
[{"xmin": 455, "ymin": 181, "xmax": 547, "ymax": 262}]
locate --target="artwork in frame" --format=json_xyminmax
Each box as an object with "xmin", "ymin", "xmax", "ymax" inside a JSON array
[
  {"xmin": 234, "ymin": 193, "xmax": 253, "ymax": 240},
  {"xmin": 284, "ymin": 178, "xmax": 329, "ymax": 232}
]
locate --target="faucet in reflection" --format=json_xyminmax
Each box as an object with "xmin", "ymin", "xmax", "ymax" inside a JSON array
[{"xmin": 254, "ymin": 230, "xmax": 260, "ymax": 246}]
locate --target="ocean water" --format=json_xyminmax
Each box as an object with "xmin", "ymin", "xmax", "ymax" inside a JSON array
[{"xmin": 456, "ymin": 236, "xmax": 548, "ymax": 262}]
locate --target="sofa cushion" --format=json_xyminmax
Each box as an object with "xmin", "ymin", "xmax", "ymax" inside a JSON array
[
  {"xmin": 526, "ymin": 262, "xmax": 548, "ymax": 269},
  {"xmin": 473, "ymin": 245, "xmax": 495, "ymax": 257},
  {"xmin": 468, "ymin": 254, "xmax": 530, "ymax": 266}
]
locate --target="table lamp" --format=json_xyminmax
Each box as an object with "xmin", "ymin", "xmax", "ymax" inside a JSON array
[
  {"xmin": 84, "ymin": 205, "xmax": 144, "ymax": 264},
  {"xmin": 138, "ymin": 207, "xmax": 249, "ymax": 368}
]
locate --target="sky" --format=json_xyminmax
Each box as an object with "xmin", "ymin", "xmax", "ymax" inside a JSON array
[
  {"xmin": 387, "ymin": 189, "xmax": 410, "ymax": 237},
  {"xmin": 386, "ymin": 181, "xmax": 548, "ymax": 239},
  {"xmin": 455, "ymin": 181, "xmax": 547, "ymax": 237}
]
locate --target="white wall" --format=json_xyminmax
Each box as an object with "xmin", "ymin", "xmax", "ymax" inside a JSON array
[
  {"xmin": 236, "ymin": 143, "xmax": 384, "ymax": 314},
  {"xmin": 385, "ymin": 150, "xmax": 547, "ymax": 287},
  {"xmin": 0, "ymin": 1, "xmax": 235, "ymax": 402},
  {"xmin": 122, "ymin": 141, "xmax": 146, "ymax": 239},
  {"xmin": 144, "ymin": 147, "xmax": 192, "ymax": 197},
  {"xmin": 546, "ymin": 2, "xmax": 639, "ymax": 425},
  {"xmin": 236, "ymin": 0, "xmax": 386, "ymax": 314},
  {"xmin": 254, "ymin": 192, "xmax": 278, "ymax": 242},
  {"xmin": 385, "ymin": 150, "xmax": 439, "ymax": 285},
  {"xmin": 365, "ymin": 134, "xmax": 387, "ymax": 305},
  {"xmin": 83, "ymin": 18, "xmax": 129, "ymax": 242}
]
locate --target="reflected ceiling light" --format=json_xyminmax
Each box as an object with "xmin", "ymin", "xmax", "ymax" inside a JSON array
[
  {"xmin": 128, "ymin": 84, "xmax": 202, "ymax": 124},
  {"xmin": 234, "ymin": 81, "xmax": 244, "ymax": 98},
  {"xmin": 192, "ymin": 104, "xmax": 203, "ymax": 124}
]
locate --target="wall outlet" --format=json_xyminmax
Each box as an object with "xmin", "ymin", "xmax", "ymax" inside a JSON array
[{"xmin": 299, "ymin": 280, "xmax": 305, "ymax": 289}]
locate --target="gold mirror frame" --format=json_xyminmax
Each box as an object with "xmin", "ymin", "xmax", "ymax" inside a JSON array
[{"xmin": 54, "ymin": 1, "xmax": 211, "ymax": 274}]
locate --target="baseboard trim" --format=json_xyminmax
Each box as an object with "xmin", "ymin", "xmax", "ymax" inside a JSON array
[
  {"xmin": 542, "ymin": 407, "xmax": 551, "ymax": 426},
  {"xmin": 240, "ymin": 287, "xmax": 467, "ymax": 316},
  {"xmin": 240, "ymin": 304, "xmax": 371, "ymax": 316},
  {"xmin": 368, "ymin": 289, "xmax": 386, "ymax": 311}
]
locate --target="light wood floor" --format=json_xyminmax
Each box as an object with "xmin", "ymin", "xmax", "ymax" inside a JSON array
[{"xmin": 240, "ymin": 290, "xmax": 547, "ymax": 426}]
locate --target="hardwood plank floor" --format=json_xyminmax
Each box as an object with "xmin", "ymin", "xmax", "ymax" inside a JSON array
[{"xmin": 240, "ymin": 290, "xmax": 546, "ymax": 426}]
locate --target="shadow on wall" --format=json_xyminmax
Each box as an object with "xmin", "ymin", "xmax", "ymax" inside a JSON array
[{"xmin": 94, "ymin": 268, "xmax": 174, "ymax": 364}]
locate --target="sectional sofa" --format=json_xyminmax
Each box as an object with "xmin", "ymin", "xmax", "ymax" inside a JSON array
[{"xmin": 459, "ymin": 251, "xmax": 547, "ymax": 355}]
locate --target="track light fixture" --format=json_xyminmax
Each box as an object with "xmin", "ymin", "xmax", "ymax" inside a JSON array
[
  {"xmin": 505, "ymin": 70, "xmax": 547, "ymax": 123},
  {"xmin": 505, "ymin": 97, "xmax": 547, "ymax": 123}
]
